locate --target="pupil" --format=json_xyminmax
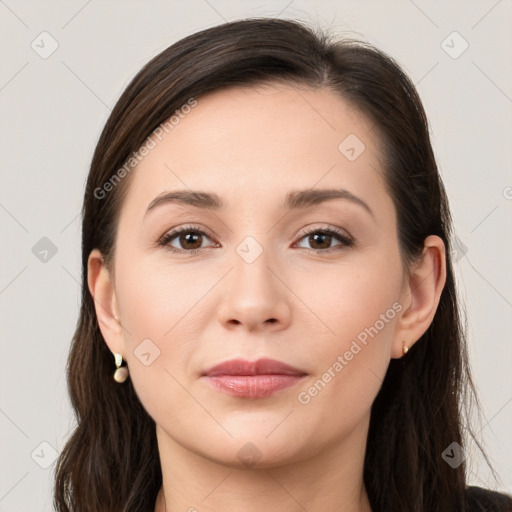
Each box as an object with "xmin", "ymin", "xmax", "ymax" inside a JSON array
[
  {"xmin": 182, "ymin": 232, "xmax": 201, "ymax": 249},
  {"xmin": 311, "ymin": 233, "xmax": 330, "ymax": 249}
]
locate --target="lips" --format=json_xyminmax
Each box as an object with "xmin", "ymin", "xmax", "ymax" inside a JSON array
[
  {"xmin": 201, "ymin": 358, "xmax": 307, "ymax": 399},
  {"xmin": 202, "ymin": 357, "xmax": 306, "ymax": 377}
]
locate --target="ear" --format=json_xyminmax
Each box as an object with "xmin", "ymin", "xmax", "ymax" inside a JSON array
[
  {"xmin": 87, "ymin": 248, "xmax": 124, "ymax": 354},
  {"xmin": 391, "ymin": 235, "xmax": 447, "ymax": 359}
]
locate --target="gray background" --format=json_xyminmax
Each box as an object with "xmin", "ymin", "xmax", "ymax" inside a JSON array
[{"xmin": 0, "ymin": 0, "xmax": 511, "ymax": 510}]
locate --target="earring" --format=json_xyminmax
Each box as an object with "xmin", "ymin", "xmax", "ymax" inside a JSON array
[
  {"xmin": 402, "ymin": 341, "xmax": 409, "ymax": 355},
  {"xmin": 113, "ymin": 352, "xmax": 129, "ymax": 383}
]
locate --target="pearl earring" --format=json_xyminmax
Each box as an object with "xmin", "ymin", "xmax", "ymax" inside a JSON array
[
  {"xmin": 113, "ymin": 352, "xmax": 129, "ymax": 383},
  {"xmin": 402, "ymin": 341, "xmax": 409, "ymax": 355}
]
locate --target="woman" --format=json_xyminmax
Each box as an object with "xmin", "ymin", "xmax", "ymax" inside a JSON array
[{"xmin": 53, "ymin": 17, "xmax": 512, "ymax": 512}]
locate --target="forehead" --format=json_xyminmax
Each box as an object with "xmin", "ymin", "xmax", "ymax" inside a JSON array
[{"xmin": 118, "ymin": 82, "xmax": 387, "ymax": 220}]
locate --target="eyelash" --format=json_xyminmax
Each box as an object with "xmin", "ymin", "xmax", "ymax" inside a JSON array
[{"xmin": 157, "ymin": 224, "xmax": 354, "ymax": 255}]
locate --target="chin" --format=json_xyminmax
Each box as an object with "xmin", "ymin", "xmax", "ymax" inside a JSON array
[{"xmin": 206, "ymin": 440, "xmax": 303, "ymax": 470}]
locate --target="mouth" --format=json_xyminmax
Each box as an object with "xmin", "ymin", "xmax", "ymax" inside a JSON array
[{"xmin": 201, "ymin": 357, "xmax": 308, "ymax": 399}]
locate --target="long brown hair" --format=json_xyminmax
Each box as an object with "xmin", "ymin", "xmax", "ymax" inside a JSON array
[{"xmin": 53, "ymin": 17, "xmax": 506, "ymax": 512}]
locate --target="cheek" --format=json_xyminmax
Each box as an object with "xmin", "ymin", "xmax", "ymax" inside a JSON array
[
  {"xmin": 297, "ymin": 255, "xmax": 402, "ymax": 350},
  {"xmin": 293, "ymin": 254, "xmax": 401, "ymax": 412},
  {"xmin": 115, "ymin": 254, "xmax": 214, "ymax": 340},
  {"xmin": 294, "ymin": 296, "xmax": 396, "ymax": 445},
  {"xmin": 113, "ymin": 258, "xmax": 210, "ymax": 402},
  {"xmin": 114, "ymin": 263, "xmax": 203, "ymax": 426}
]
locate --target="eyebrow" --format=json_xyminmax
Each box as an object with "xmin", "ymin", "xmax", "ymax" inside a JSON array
[{"xmin": 145, "ymin": 188, "xmax": 374, "ymax": 219}]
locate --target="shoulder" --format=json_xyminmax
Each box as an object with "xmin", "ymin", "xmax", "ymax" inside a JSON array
[{"xmin": 465, "ymin": 486, "xmax": 512, "ymax": 512}]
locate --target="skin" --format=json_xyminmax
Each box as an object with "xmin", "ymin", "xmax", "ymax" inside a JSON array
[{"xmin": 88, "ymin": 82, "xmax": 446, "ymax": 512}]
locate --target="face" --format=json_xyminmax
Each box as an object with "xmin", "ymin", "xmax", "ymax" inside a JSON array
[{"xmin": 104, "ymin": 83, "xmax": 409, "ymax": 468}]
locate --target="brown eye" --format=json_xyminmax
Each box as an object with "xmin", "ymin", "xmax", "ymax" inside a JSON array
[
  {"xmin": 306, "ymin": 232, "xmax": 333, "ymax": 250},
  {"xmin": 159, "ymin": 225, "xmax": 215, "ymax": 254},
  {"xmin": 158, "ymin": 225, "xmax": 353, "ymax": 255},
  {"xmin": 295, "ymin": 227, "xmax": 354, "ymax": 252},
  {"xmin": 175, "ymin": 231, "xmax": 204, "ymax": 250}
]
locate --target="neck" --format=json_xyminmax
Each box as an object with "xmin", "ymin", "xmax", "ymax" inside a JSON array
[{"xmin": 154, "ymin": 419, "xmax": 372, "ymax": 512}]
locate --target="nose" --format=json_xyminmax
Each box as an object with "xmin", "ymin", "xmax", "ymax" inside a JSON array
[{"xmin": 216, "ymin": 246, "xmax": 292, "ymax": 333}]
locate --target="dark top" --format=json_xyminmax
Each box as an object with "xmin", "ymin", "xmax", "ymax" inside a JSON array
[{"xmin": 466, "ymin": 486, "xmax": 512, "ymax": 511}]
